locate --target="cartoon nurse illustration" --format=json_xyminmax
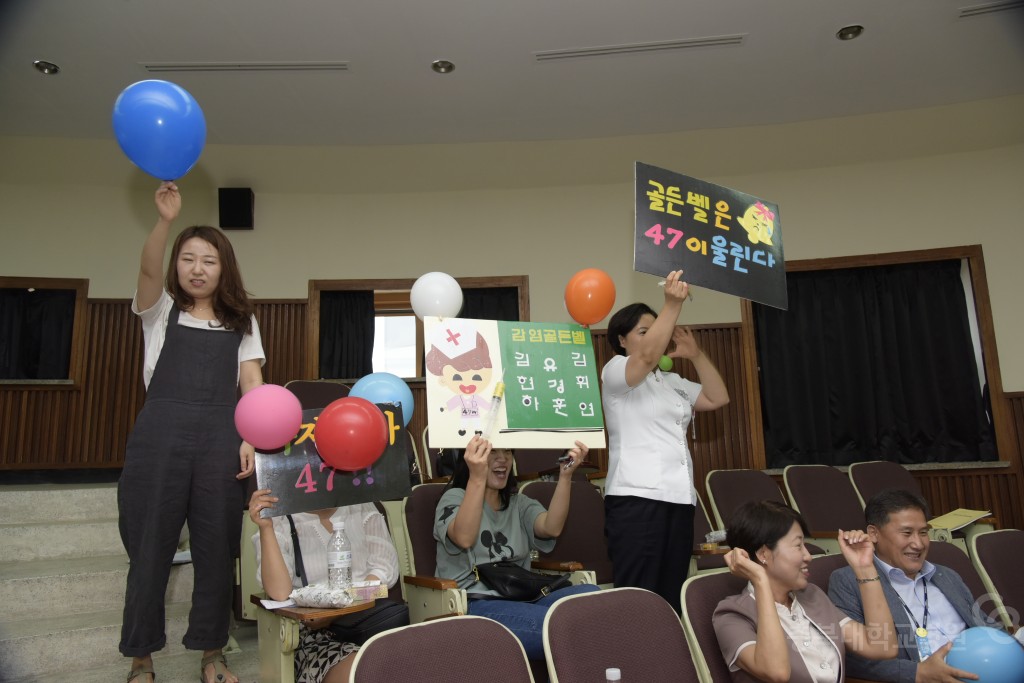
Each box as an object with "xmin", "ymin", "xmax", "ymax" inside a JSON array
[
  {"xmin": 426, "ymin": 320, "xmax": 495, "ymax": 436},
  {"xmin": 737, "ymin": 201, "xmax": 776, "ymax": 246}
]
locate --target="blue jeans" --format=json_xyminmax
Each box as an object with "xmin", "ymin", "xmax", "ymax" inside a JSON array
[{"xmin": 467, "ymin": 583, "xmax": 600, "ymax": 659}]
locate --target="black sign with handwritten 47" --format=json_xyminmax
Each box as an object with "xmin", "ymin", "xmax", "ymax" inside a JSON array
[{"xmin": 255, "ymin": 404, "xmax": 413, "ymax": 517}]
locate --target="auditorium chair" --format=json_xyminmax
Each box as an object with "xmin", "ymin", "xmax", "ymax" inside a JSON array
[
  {"xmin": 680, "ymin": 569, "xmax": 746, "ymax": 682},
  {"xmin": 705, "ymin": 468, "xmax": 788, "ymax": 530},
  {"xmin": 519, "ymin": 479, "xmax": 613, "ymax": 587},
  {"xmin": 848, "ymin": 460, "xmax": 993, "ymax": 552},
  {"xmin": 681, "ymin": 567, "xmax": 883, "ymax": 683},
  {"xmin": 690, "ymin": 491, "xmax": 728, "ymax": 577},
  {"xmin": 784, "ymin": 464, "xmax": 867, "ymax": 554},
  {"xmin": 351, "ymin": 615, "xmax": 535, "ymax": 682},
  {"xmin": 543, "ymin": 587, "xmax": 699, "ymax": 683},
  {"xmin": 970, "ymin": 529, "xmax": 1024, "ymax": 631},
  {"xmin": 400, "ymin": 482, "xmax": 597, "ymax": 624}
]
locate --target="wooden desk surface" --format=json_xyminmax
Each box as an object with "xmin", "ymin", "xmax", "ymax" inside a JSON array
[{"xmin": 249, "ymin": 594, "xmax": 376, "ymax": 625}]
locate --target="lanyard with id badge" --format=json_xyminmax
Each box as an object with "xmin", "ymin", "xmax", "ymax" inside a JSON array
[{"xmin": 895, "ymin": 577, "xmax": 932, "ymax": 660}]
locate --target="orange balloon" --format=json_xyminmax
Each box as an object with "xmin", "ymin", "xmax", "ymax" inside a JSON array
[{"xmin": 564, "ymin": 268, "xmax": 616, "ymax": 326}]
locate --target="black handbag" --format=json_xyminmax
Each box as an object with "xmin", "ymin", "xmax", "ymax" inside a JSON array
[
  {"xmin": 327, "ymin": 598, "xmax": 410, "ymax": 645},
  {"xmin": 285, "ymin": 516, "xmax": 410, "ymax": 645},
  {"xmin": 470, "ymin": 560, "xmax": 572, "ymax": 602}
]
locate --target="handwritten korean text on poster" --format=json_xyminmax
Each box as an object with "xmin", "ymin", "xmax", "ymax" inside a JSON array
[
  {"xmin": 634, "ymin": 161, "xmax": 787, "ymax": 310},
  {"xmin": 255, "ymin": 404, "xmax": 412, "ymax": 517}
]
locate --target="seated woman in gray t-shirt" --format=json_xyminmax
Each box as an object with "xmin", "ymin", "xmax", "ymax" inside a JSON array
[{"xmin": 433, "ymin": 435, "xmax": 599, "ymax": 660}]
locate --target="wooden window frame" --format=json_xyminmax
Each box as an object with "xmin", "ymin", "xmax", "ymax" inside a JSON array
[
  {"xmin": 739, "ymin": 245, "xmax": 1014, "ymax": 469},
  {"xmin": 307, "ymin": 276, "xmax": 530, "ymax": 381},
  {"xmin": 0, "ymin": 276, "xmax": 89, "ymax": 389}
]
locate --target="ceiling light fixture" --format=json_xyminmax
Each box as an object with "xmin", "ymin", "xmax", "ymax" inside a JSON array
[
  {"xmin": 835, "ymin": 25, "xmax": 864, "ymax": 41},
  {"xmin": 431, "ymin": 59, "xmax": 455, "ymax": 74},
  {"xmin": 33, "ymin": 60, "xmax": 60, "ymax": 75}
]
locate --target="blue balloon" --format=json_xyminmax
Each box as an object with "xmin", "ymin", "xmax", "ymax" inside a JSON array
[
  {"xmin": 350, "ymin": 372, "xmax": 415, "ymax": 427},
  {"xmin": 112, "ymin": 80, "xmax": 206, "ymax": 181},
  {"xmin": 945, "ymin": 626, "xmax": 1024, "ymax": 682}
]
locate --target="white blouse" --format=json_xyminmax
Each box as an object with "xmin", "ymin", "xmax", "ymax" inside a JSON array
[
  {"xmin": 601, "ymin": 354, "xmax": 702, "ymax": 504},
  {"xmin": 253, "ymin": 504, "xmax": 400, "ymax": 589}
]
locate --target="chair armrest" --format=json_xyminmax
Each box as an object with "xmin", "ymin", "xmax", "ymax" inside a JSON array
[
  {"xmin": 248, "ymin": 594, "xmax": 377, "ymax": 626},
  {"xmin": 423, "ymin": 476, "xmax": 451, "ymax": 484},
  {"xmin": 585, "ymin": 470, "xmax": 608, "ymax": 482},
  {"xmin": 403, "ymin": 574, "xmax": 460, "ymax": 590},
  {"xmin": 402, "ymin": 576, "xmax": 468, "ymax": 623},
  {"xmin": 531, "ymin": 559, "xmax": 583, "ymax": 572},
  {"xmin": 693, "ymin": 546, "xmax": 730, "ymax": 556}
]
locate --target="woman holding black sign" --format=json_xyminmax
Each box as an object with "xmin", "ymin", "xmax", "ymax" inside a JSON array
[
  {"xmin": 433, "ymin": 435, "xmax": 599, "ymax": 660},
  {"xmin": 249, "ymin": 493, "xmax": 401, "ymax": 683},
  {"xmin": 602, "ymin": 269, "xmax": 729, "ymax": 614}
]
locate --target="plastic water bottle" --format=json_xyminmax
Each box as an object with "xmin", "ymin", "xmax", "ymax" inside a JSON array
[
  {"xmin": 605, "ymin": 668, "xmax": 621, "ymax": 682},
  {"xmin": 327, "ymin": 521, "xmax": 353, "ymax": 589}
]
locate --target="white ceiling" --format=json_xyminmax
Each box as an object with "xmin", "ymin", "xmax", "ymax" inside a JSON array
[{"xmin": 1, "ymin": 0, "xmax": 1023, "ymax": 147}]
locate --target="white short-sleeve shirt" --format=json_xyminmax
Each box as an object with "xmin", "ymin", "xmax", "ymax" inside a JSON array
[
  {"xmin": 601, "ymin": 354, "xmax": 702, "ymax": 504},
  {"xmin": 133, "ymin": 290, "xmax": 265, "ymax": 389}
]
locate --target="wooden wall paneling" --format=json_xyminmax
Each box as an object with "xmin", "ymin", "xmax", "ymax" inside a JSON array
[{"xmin": 254, "ymin": 301, "xmax": 308, "ymax": 386}]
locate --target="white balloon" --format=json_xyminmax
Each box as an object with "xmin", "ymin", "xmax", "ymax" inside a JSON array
[{"xmin": 410, "ymin": 272, "xmax": 463, "ymax": 320}]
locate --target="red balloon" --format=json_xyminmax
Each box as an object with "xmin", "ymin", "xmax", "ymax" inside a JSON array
[
  {"xmin": 314, "ymin": 397, "xmax": 389, "ymax": 471},
  {"xmin": 564, "ymin": 268, "xmax": 616, "ymax": 326}
]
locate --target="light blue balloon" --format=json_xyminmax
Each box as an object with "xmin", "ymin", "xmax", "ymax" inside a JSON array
[
  {"xmin": 350, "ymin": 372, "xmax": 414, "ymax": 427},
  {"xmin": 945, "ymin": 627, "xmax": 1024, "ymax": 682},
  {"xmin": 112, "ymin": 80, "xmax": 206, "ymax": 181}
]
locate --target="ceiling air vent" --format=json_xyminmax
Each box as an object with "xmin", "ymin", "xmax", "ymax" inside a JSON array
[
  {"xmin": 534, "ymin": 34, "xmax": 746, "ymax": 62},
  {"xmin": 141, "ymin": 61, "xmax": 350, "ymax": 72}
]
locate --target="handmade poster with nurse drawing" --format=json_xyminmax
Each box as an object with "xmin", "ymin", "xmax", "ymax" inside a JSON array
[{"xmin": 424, "ymin": 316, "xmax": 605, "ymax": 450}]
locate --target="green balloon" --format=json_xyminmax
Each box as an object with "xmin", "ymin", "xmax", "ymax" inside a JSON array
[{"xmin": 658, "ymin": 355, "xmax": 674, "ymax": 372}]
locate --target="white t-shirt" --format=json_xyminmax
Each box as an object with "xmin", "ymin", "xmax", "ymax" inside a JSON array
[
  {"xmin": 601, "ymin": 354, "xmax": 702, "ymax": 504},
  {"xmin": 133, "ymin": 290, "xmax": 265, "ymax": 389}
]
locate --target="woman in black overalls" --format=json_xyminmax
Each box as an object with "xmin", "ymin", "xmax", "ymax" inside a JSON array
[{"xmin": 120, "ymin": 182, "xmax": 265, "ymax": 683}]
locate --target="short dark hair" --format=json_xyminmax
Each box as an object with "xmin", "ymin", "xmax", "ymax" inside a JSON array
[
  {"xmin": 727, "ymin": 500, "xmax": 810, "ymax": 558},
  {"xmin": 606, "ymin": 303, "xmax": 657, "ymax": 356},
  {"xmin": 864, "ymin": 489, "xmax": 930, "ymax": 529}
]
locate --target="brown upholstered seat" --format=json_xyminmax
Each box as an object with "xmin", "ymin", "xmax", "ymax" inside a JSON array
[
  {"xmin": 519, "ymin": 480, "xmax": 613, "ymax": 585},
  {"xmin": 543, "ymin": 587, "xmax": 699, "ymax": 683},
  {"xmin": 847, "ymin": 460, "xmax": 924, "ymax": 507},
  {"xmin": 705, "ymin": 468, "xmax": 788, "ymax": 530},
  {"xmin": 970, "ymin": 529, "xmax": 1024, "ymax": 631},
  {"xmin": 680, "ymin": 570, "xmax": 748, "ymax": 682},
  {"xmin": 352, "ymin": 615, "xmax": 535, "ymax": 682}
]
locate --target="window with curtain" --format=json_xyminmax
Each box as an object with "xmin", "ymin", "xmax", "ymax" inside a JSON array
[
  {"xmin": 0, "ymin": 277, "xmax": 87, "ymax": 383},
  {"xmin": 310, "ymin": 277, "xmax": 527, "ymax": 381},
  {"xmin": 753, "ymin": 258, "xmax": 996, "ymax": 468},
  {"xmin": 318, "ymin": 289, "xmax": 375, "ymax": 379}
]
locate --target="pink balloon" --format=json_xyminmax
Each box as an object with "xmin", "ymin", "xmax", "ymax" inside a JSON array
[{"xmin": 234, "ymin": 384, "xmax": 303, "ymax": 450}]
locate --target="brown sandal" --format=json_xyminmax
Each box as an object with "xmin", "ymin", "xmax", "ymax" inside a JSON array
[
  {"xmin": 127, "ymin": 663, "xmax": 155, "ymax": 683},
  {"xmin": 199, "ymin": 653, "xmax": 228, "ymax": 683}
]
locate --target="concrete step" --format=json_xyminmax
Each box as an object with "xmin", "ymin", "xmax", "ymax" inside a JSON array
[
  {"xmin": 0, "ymin": 603, "xmax": 201, "ymax": 679},
  {"xmin": 3, "ymin": 622, "xmax": 261, "ymax": 683},
  {"xmin": 0, "ymin": 483, "xmax": 118, "ymax": 524},
  {"xmin": 0, "ymin": 555, "xmax": 194, "ymax": 622},
  {"xmin": 0, "ymin": 518, "xmax": 124, "ymax": 562}
]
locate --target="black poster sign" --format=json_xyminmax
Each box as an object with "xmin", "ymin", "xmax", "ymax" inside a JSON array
[
  {"xmin": 255, "ymin": 403, "xmax": 413, "ymax": 517},
  {"xmin": 634, "ymin": 162, "xmax": 787, "ymax": 310}
]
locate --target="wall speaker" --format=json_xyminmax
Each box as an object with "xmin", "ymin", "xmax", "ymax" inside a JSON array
[{"xmin": 218, "ymin": 188, "xmax": 254, "ymax": 230}]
